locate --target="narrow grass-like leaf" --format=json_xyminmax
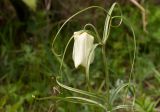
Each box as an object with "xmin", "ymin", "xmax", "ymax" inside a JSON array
[
  {"xmin": 33, "ymin": 94, "xmax": 106, "ymax": 110},
  {"xmin": 84, "ymin": 24, "xmax": 102, "ymax": 44},
  {"xmin": 56, "ymin": 78, "xmax": 105, "ymax": 101},
  {"xmin": 37, "ymin": 96, "xmax": 106, "ymax": 111},
  {"xmin": 111, "ymin": 16, "xmax": 123, "ymax": 27},
  {"xmin": 110, "ymin": 83, "xmax": 130, "ymax": 104},
  {"xmin": 121, "ymin": 16, "xmax": 137, "ymax": 83},
  {"xmin": 65, "ymin": 96, "xmax": 106, "ymax": 110},
  {"xmin": 111, "ymin": 105, "xmax": 132, "ymax": 111},
  {"xmin": 102, "ymin": 3, "xmax": 117, "ymax": 44}
]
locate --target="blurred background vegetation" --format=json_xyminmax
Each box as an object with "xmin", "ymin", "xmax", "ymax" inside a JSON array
[{"xmin": 0, "ymin": 0, "xmax": 160, "ymax": 112}]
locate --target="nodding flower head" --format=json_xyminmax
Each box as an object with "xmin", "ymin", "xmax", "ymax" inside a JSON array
[{"xmin": 72, "ymin": 31, "xmax": 94, "ymax": 68}]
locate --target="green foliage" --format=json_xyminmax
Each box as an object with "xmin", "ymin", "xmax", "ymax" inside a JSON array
[{"xmin": 135, "ymin": 95, "xmax": 156, "ymax": 112}]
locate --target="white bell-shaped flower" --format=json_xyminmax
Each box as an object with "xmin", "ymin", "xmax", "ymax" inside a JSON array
[{"xmin": 72, "ymin": 31, "xmax": 94, "ymax": 68}]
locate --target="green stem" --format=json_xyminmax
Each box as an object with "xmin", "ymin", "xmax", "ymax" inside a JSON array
[
  {"xmin": 86, "ymin": 68, "xmax": 91, "ymax": 91},
  {"xmin": 102, "ymin": 45, "xmax": 110, "ymax": 109}
]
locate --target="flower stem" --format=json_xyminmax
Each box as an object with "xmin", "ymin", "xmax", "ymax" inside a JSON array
[
  {"xmin": 86, "ymin": 68, "xmax": 91, "ymax": 91},
  {"xmin": 102, "ymin": 45, "xmax": 110, "ymax": 109}
]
